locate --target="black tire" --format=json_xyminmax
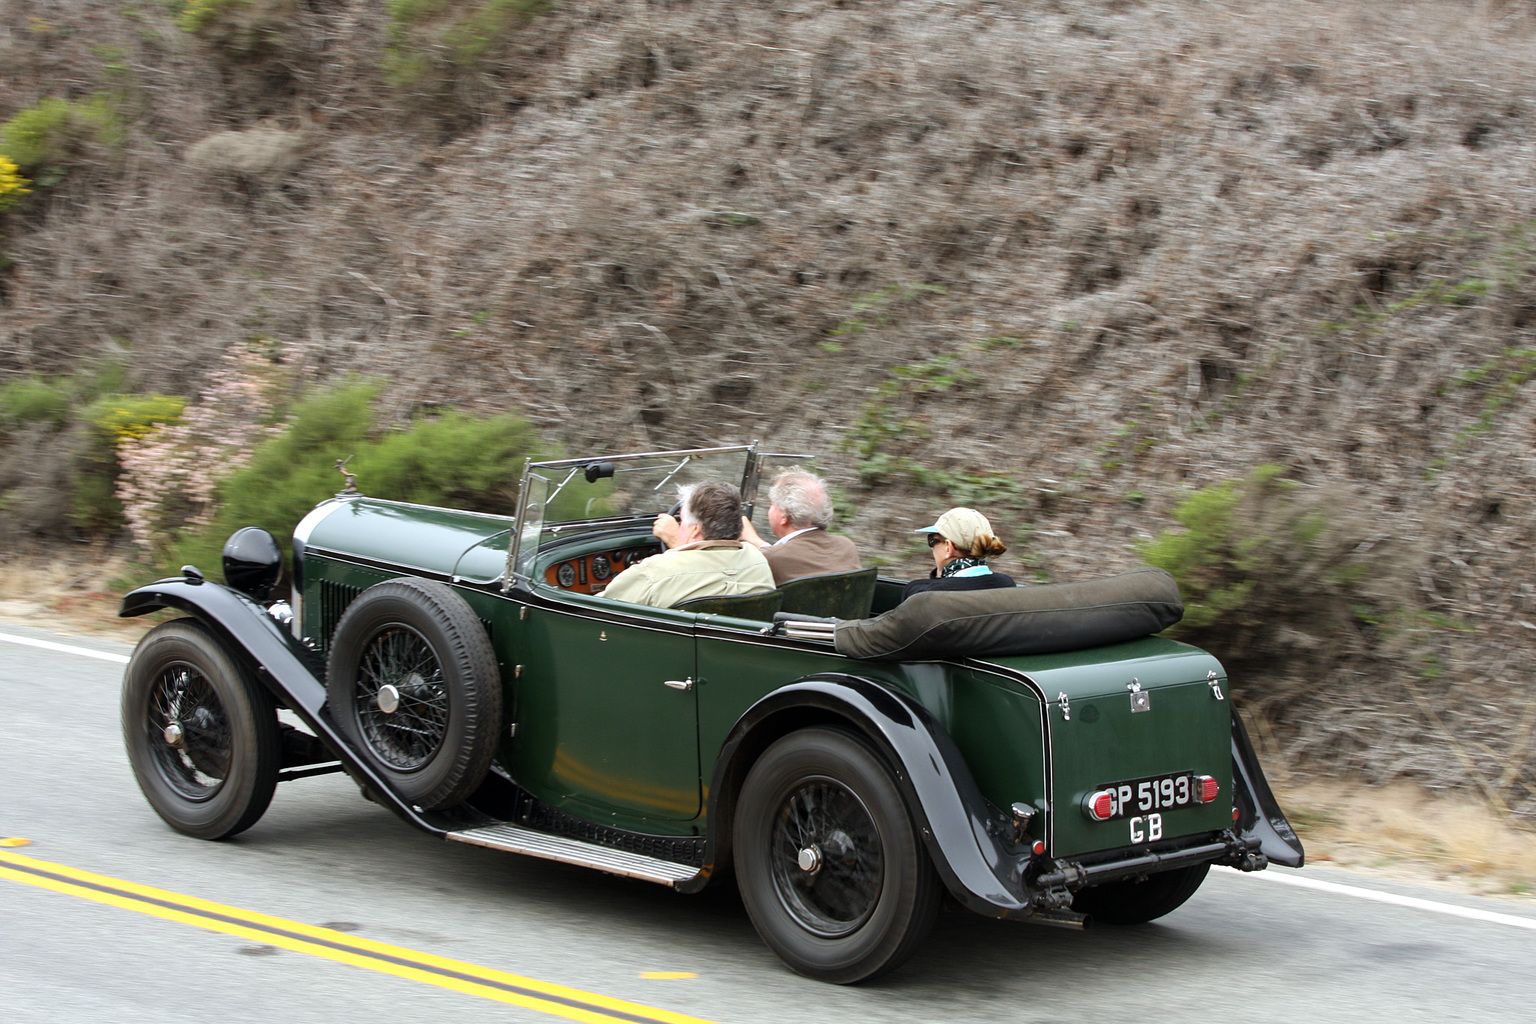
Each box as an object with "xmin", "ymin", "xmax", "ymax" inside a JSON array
[
  {"xmin": 1070, "ymin": 863, "xmax": 1210, "ymax": 925},
  {"xmin": 325, "ymin": 578, "xmax": 501, "ymax": 810},
  {"xmin": 122, "ymin": 619, "xmax": 281, "ymax": 840},
  {"xmin": 734, "ymin": 727, "xmax": 941, "ymax": 984}
]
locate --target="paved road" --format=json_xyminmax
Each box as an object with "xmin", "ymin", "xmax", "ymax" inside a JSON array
[{"xmin": 4, "ymin": 621, "xmax": 1536, "ymax": 1024}]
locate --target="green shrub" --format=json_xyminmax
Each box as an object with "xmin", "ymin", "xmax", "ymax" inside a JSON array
[
  {"xmin": 0, "ymin": 94, "xmax": 123, "ymax": 174},
  {"xmin": 175, "ymin": 0, "xmax": 296, "ymax": 59},
  {"xmin": 0, "ymin": 376, "xmax": 70, "ymax": 430},
  {"xmin": 1134, "ymin": 462, "xmax": 1398, "ymax": 694},
  {"xmin": 1137, "ymin": 465, "xmax": 1285, "ymax": 632},
  {"xmin": 165, "ymin": 381, "xmax": 542, "ymax": 576},
  {"xmin": 384, "ymin": 0, "xmax": 549, "ymax": 88},
  {"xmin": 68, "ymin": 462, "xmax": 123, "ymax": 536},
  {"xmin": 351, "ymin": 410, "xmax": 535, "ymax": 509},
  {"xmin": 175, "ymin": 0, "xmax": 244, "ymax": 34}
]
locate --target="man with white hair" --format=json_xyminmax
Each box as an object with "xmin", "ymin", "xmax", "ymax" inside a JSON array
[
  {"xmin": 604, "ymin": 481, "xmax": 774, "ymax": 608},
  {"xmin": 739, "ymin": 468, "xmax": 861, "ymax": 585}
]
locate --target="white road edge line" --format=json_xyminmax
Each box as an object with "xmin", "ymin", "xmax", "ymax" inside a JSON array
[
  {"xmin": 1220, "ymin": 866, "xmax": 1536, "ymax": 931},
  {"xmin": 0, "ymin": 631, "xmax": 131, "ymax": 665}
]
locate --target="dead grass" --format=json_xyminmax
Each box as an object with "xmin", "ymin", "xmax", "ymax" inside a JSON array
[
  {"xmin": 0, "ymin": 553, "xmax": 156, "ymax": 642},
  {"xmin": 1277, "ymin": 777, "xmax": 1536, "ymax": 903}
]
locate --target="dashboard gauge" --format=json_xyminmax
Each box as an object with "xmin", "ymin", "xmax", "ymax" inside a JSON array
[
  {"xmin": 556, "ymin": 562, "xmax": 578, "ymax": 588},
  {"xmin": 591, "ymin": 555, "xmax": 612, "ymax": 581}
]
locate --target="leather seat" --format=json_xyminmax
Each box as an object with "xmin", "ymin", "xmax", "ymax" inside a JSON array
[
  {"xmin": 673, "ymin": 589, "xmax": 784, "ymax": 620},
  {"xmin": 778, "ymin": 567, "xmax": 878, "ymax": 620}
]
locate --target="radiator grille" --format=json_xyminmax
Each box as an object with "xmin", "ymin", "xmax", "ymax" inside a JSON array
[{"xmin": 317, "ymin": 579, "xmax": 363, "ymax": 654}]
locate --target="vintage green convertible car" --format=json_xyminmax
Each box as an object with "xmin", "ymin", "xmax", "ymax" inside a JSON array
[{"xmin": 119, "ymin": 444, "xmax": 1302, "ymax": 982}]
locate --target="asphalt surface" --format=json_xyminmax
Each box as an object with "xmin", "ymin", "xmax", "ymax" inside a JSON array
[{"xmin": 4, "ymin": 620, "xmax": 1536, "ymax": 1024}]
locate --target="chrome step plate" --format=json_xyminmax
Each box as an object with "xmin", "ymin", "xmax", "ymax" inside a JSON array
[{"xmin": 446, "ymin": 823, "xmax": 701, "ymax": 887}]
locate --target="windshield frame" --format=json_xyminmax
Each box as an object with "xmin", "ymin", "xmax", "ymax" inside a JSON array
[{"xmin": 504, "ymin": 443, "xmax": 767, "ymax": 588}]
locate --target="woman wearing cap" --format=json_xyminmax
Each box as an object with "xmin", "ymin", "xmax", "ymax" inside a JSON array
[{"xmin": 905, "ymin": 507, "xmax": 1015, "ymax": 599}]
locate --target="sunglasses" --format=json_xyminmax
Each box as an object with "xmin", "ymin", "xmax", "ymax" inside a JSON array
[{"xmin": 926, "ymin": 533, "xmax": 946, "ymax": 548}]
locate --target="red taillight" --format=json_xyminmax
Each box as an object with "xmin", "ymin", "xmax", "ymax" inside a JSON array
[
  {"xmin": 1195, "ymin": 775, "xmax": 1219, "ymax": 803},
  {"xmin": 1031, "ymin": 840, "xmax": 1045, "ymax": 855},
  {"xmin": 1085, "ymin": 790, "xmax": 1116, "ymax": 821}
]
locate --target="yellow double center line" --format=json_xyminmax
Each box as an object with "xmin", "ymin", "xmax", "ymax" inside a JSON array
[{"xmin": 0, "ymin": 848, "xmax": 720, "ymax": 1024}]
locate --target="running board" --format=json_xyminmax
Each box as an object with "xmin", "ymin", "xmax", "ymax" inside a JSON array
[{"xmin": 446, "ymin": 823, "xmax": 702, "ymax": 887}]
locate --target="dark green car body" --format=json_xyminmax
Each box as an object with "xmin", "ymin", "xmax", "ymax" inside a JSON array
[{"xmin": 121, "ymin": 444, "xmax": 1301, "ymax": 981}]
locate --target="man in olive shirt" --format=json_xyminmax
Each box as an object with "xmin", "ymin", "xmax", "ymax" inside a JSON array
[
  {"xmin": 604, "ymin": 481, "xmax": 774, "ymax": 608},
  {"xmin": 739, "ymin": 469, "xmax": 861, "ymax": 585}
]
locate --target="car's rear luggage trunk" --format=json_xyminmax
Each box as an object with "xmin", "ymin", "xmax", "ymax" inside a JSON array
[{"xmin": 991, "ymin": 637, "xmax": 1234, "ymax": 859}]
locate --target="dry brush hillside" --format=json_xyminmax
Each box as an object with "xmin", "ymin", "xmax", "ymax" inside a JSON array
[{"xmin": 3, "ymin": 0, "xmax": 1536, "ymax": 822}]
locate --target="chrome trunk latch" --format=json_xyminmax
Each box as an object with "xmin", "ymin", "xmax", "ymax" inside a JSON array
[
  {"xmin": 1207, "ymin": 669, "xmax": 1225, "ymax": 700},
  {"xmin": 1057, "ymin": 692, "xmax": 1071, "ymax": 721},
  {"xmin": 1128, "ymin": 678, "xmax": 1150, "ymax": 713}
]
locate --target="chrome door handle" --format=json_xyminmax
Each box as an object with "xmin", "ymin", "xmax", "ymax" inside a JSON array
[{"xmin": 663, "ymin": 678, "xmax": 694, "ymax": 691}]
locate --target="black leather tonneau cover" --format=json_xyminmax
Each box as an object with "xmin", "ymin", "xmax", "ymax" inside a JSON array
[{"xmin": 832, "ymin": 568, "xmax": 1183, "ymax": 661}]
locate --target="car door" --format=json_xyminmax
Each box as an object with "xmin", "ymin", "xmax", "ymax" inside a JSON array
[{"xmin": 511, "ymin": 595, "xmax": 702, "ymax": 825}]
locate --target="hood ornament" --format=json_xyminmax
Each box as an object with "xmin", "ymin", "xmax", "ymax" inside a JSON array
[{"xmin": 336, "ymin": 455, "xmax": 360, "ymax": 497}]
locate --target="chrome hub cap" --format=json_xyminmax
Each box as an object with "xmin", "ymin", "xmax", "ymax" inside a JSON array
[
  {"xmin": 162, "ymin": 721, "xmax": 185, "ymax": 747},
  {"xmin": 377, "ymin": 683, "xmax": 401, "ymax": 714},
  {"xmin": 770, "ymin": 778, "xmax": 884, "ymax": 938}
]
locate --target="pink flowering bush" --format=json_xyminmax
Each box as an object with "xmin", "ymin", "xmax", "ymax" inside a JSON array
[{"xmin": 114, "ymin": 343, "xmax": 291, "ymax": 560}]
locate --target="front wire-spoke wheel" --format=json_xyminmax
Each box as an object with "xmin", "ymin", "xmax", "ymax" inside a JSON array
[
  {"xmin": 123, "ymin": 619, "xmax": 280, "ymax": 839},
  {"xmin": 736, "ymin": 727, "xmax": 940, "ymax": 983}
]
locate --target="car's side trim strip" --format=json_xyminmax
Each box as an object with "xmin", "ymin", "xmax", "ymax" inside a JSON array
[
  {"xmin": 447, "ymin": 824, "xmax": 701, "ymax": 887},
  {"xmin": 303, "ymin": 546, "xmax": 456, "ymax": 582}
]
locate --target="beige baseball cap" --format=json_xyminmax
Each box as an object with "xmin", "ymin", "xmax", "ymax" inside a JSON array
[{"xmin": 913, "ymin": 507, "xmax": 994, "ymax": 549}]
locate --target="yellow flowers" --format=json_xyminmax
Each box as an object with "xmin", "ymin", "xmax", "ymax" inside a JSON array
[{"xmin": 0, "ymin": 154, "xmax": 31, "ymax": 211}]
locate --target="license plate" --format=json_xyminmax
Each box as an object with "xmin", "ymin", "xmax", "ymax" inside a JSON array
[{"xmin": 1097, "ymin": 771, "xmax": 1200, "ymax": 820}]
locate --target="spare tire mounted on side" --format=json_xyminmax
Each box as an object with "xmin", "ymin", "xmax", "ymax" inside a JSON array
[{"xmin": 326, "ymin": 577, "xmax": 502, "ymax": 809}]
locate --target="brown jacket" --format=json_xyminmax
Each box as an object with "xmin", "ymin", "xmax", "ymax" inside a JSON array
[{"xmin": 761, "ymin": 528, "xmax": 861, "ymax": 585}]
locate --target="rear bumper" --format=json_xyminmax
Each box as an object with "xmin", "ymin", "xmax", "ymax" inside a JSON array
[{"xmin": 1029, "ymin": 828, "xmax": 1264, "ymax": 910}]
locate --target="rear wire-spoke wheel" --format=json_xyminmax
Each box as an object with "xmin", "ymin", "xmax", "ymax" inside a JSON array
[
  {"xmin": 735, "ymin": 728, "xmax": 940, "ymax": 983},
  {"xmin": 326, "ymin": 578, "xmax": 501, "ymax": 810},
  {"xmin": 122, "ymin": 619, "xmax": 280, "ymax": 839},
  {"xmin": 1071, "ymin": 862, "xmax": 1210, "ymax": 925},
  {"xmin": 770, "ymin": 779, "xmax": 884, "ymax": 937}
]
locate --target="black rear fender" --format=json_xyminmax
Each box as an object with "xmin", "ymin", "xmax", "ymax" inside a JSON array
[
  {"xmin": 702, "ymin": 673, "xmax": 1035, "ymax": 918},
  {"xmin": 1231, "ymin": 710, "xmax": 1305, "ymax": 868}
]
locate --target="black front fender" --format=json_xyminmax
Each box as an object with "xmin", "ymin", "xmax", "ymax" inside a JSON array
[
  {"xmin": 122, "ymin": 578, "xmax": 327, "ymax": 715},
  {"xmin": 702, "ymin": 673, "xmax": 1036, "ymax": 918},
  {"xmin": 120, "ymin": 577, "xmax": 459, "ymax": 836}
]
